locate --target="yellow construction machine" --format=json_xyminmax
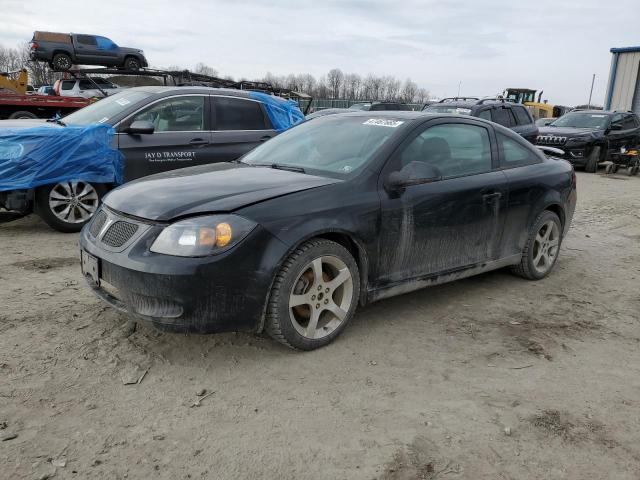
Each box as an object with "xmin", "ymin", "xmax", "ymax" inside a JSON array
[
  {"xmin": 503, "ymin": 88, "xmax": 570, "ymax": 120},
  {"xmin": 0, "ymin": 69, "xmax": 29, "ymax": 95}
]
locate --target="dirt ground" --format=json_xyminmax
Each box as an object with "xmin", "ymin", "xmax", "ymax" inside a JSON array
[{"xmin": 1, "ymin": 171, "xmax": 639, "ymax": 480}]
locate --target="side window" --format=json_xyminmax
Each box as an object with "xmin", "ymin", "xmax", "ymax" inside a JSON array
[
  {"xmin": 491, "ymin": 107, "xmax": 512, "ymax": 127},
  {"xmin": 399, "ymin": 123, "xmax": 492, "ymax": 178},
  {"xmin": 498, "ymin": 132, "xmax": 541, "ymax": 167},
  {"xmin": 214, "ymin": 97, "xmax": 267, "ymax": 130},
  {"xmin": 77, "ymin": 35, "xmax": 97, "ymax": 46},
  {"xmin": 60, "ymin": 80, "xmax": 75, "ymax": 91},
  {"xmin": 513, "ymin": 107, "xmax": 532, "ymax": 125},
  {"xmin": 129, "ymin": 96, "xmax": 205, "ymax": 132},
  {"xmin": 622, "ymin": 114, "xmax": 636, "ymax": 130},
  {"xmin": 96, "ymin": 36, "xmax": 117, "ymax": 50},
  {"xmin": 79, "ymin": 79, "xmax": 94, "ymax": 90},
  {"xmin": 477, "ymin": 109, "xmax": 492, "ymax": 121},
  {"xmin": 611, "ymin": 114, "xmax": 624, "ymax": 128}
]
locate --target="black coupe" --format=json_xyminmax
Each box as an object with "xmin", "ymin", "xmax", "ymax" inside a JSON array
[{"xmin": 80, "ymin": 112, "xmax": 576, "ymax": 350}]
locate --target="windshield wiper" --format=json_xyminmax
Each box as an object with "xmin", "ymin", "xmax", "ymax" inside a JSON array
[
  {"xmin": 46, "ymin": 117, "xmax": 66, "ymax": 127},
  {"xmin": 269, "ymin": 163, "xmax": 305, "ymax": 173}
]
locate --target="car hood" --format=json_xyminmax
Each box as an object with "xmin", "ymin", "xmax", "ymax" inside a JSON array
[
  {"xmin": 104, "ymin": 162, "xmax": 342, "ymax": 221},
  {"xmin": 0, "ymin": 119, "xmax": 59, "ymax": 129},
  {"xmin": 538, "ymin": 126, "xmax": 601, "ymax": 137}
]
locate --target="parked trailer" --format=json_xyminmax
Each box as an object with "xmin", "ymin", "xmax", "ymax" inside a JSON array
[{"xmin": 0, "ymin": 93, "xmax": 93, "ymax": 120}]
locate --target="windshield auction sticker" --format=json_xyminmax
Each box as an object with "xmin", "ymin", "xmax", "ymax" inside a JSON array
[{"xmin": 363, "ymin": 119, "xmax": 405, "ymax": 128}]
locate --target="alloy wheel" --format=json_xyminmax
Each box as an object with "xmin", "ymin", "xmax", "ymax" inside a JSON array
[
  {"xmin": 532, "ymin": 220, "xmax": 560, "ymax": 275},
  {"xmin": 288, "ymin": 255, "xmax": 354, "ymax": 340},
  {"xmin": 48, "ymin": 181, "xmax": 99, "ymax": 224}
]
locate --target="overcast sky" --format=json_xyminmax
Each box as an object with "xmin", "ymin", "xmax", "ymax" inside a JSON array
[{"xmin": 3, "ymin": 0, "xmax": 639, "ymax": 105}]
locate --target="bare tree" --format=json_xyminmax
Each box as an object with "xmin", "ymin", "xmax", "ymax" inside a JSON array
[
  {"xmin": 414, "ymin": 87, "xmax": 430, "ymax": 104},
  {"xmin": 194, "ymin": 63, "xmax": 218, "ymax": 77},
  {"xmin": 401, "ymin": 78, "xmax": 418, "ymax": 103},
  {"xmin": 326, "ymin": 68, "xmax": 344, "ymax": 99}
]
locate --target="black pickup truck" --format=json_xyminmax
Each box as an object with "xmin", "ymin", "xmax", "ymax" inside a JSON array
[{"xmin": 29, "ymin": 31, "xmax": 148, "ymax": 71}]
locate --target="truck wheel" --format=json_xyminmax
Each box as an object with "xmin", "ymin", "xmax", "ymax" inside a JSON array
[
  {"xmin": 35, "ymin": 181, "xmax": 107, "ymax": 233},
  {"xmin": 8, "ymin": 111, "xmax": 38, "ymax": 119},
  {"xmin": 52, "ymin": 53, "xmax": 72, "ymax": 71},
  {"xmin": 585, "ymin": 146, "xmax": 601, "ymax": 173},
  {"xmin": 123, "ymin": 57, "xmax": 141, "ymax": 70}
]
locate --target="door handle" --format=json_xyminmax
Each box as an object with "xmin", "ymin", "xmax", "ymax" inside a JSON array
[
  {"xmin": 189, "ymin": 138, "xmax": 208, "ymax": 145},
  {"xmin": 259, "ymin": 135, "xmax": 272, "ymax": 142},
  {"xmin": 482, "ymin": 192, "xmax": 502, "ymax": 203}
]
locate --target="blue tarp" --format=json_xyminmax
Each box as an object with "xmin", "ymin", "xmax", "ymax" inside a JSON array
[
  {"xmin": 249, "ymin": 91, "xmax": 305, "ymax": 132},
  {"xmin": 0, "ymin": 124, "xmax": 123, "ymax": 192}
]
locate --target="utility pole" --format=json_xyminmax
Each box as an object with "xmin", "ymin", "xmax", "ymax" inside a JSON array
[
  {"xmin": 457, "ymin": 81, "xmax": 462, "ymax": 97},
  {"xmin": 588, "ymin": 74, "xmax": 595, "ymax": 108}
]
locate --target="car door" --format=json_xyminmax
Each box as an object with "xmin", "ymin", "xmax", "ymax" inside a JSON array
[
  {"xmin": 619, "ymin": 114, "xmax": 640, "ymax": 150},
  {"xmin": 117, "ymin": 94, "xmax": 214, "ymax": 181},
  {"xmin": 74, "ymin": 35, "xmax": 100, "ymax": 63},
  {"xmin": 495, "ymin": 131, "xmax": 551, "ymax": 257},
  {"xmin": 209, "ymin": 95, "xmax": 277, "ymax": 162},
  {"xmin": 375, "ymin": 118, "xmax": 509, "ymax": 286},
  {"xmin": 95, "ymin": 36, "xmax": 120, "ymax": 66},
  {"xmin": 607, "ymin": 113, "xmax": 626, "ymax": 154}
]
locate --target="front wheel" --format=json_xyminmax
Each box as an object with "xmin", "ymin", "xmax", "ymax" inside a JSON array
[
  {"xmin": 123, "ymin": 57, "xmax": 141, "ymax": 70},
  {"xmin": 265, "ymin": 239, "xmax": 360, "ymax": 350},
  {"xmin": 9, "ymin": 111, "xmax": 38, "ymax": 119},
  {"xmin": 585, "ymin": 146, "xmax": 601, "ymax": 173},
  {"xmin": 35, "ymin": 181, "xmax": 107, "ymax": 233},
  {"xmin": 511, "ymin": 210, "xmax": 562, "ymax": 280}
]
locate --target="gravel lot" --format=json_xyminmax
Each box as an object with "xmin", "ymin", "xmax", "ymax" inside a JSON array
[{"xmin": 1, "ymin": 171, "xmax": 639, "ymax": 480}]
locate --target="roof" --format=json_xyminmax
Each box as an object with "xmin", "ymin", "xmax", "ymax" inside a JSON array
[
  {"xmin": 610, "ymin": 46, "xmax": 640, "ymax": 54},
  {"xmin": 125, "ymin": 85, "xmax": 253, "ymax": 98}
]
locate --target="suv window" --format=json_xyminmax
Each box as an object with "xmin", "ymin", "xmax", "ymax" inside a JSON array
[
  {"xmin": 491, "ymin": 107, "xmax": 513, "ymax": 127},
  {"xmin": 60, "ymin": 80, "xmax": 75, "ymax": 91},
  {"xmin": 513, "ymin": 106, "xmax": 532, "ymax": 125},
  {"xmin": 477, "ymin": 109, "xmax": 492, "ymax": 121},
  {"xmin": 611, "ymin": 114, "xmax": 624, "ymax": 128},
  {"xmin": 129, "ymin": 96, "xmax": 205, "ymax": 132},
  {"xmin": 214, "ymin": 97, "xmax": 267, "ymax": 130},
  {"xmin": 399, "ymin": 123, "xmax": 492, "ymax": 178},
  {"xmin": 79, "ymin": 79, "xmax": 94, "ymax": 90},
  {"xmin": 77, "ymin": 35, "xmax": 97, "ymax": 46},
  {"xmin": 498, "ymin": 132, "xmax": 540, "ymax": 167},
  {"xmin": 622, "ymin": 114, "xmax": 636, "ymax": 130}
]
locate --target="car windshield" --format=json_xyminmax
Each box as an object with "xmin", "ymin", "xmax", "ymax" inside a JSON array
[
  {"xmin": 424, "ymin": 105, "xmax": 472, "ymax": 115},
  {"xmin": 550, "ymin": 113, "xmax": 609, "ymax": 129},
  {"xmin": 242, "ymin": 115, "xmax": 404, "ymax": 177},
  {"xmin": 63, "ymin": 90, "xmax": 154, "ymax": 126}
]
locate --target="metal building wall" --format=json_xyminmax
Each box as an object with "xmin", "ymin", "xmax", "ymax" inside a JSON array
[{"xmin": 605, "ymin": 48, "xmax": 640, "ymax": 113}]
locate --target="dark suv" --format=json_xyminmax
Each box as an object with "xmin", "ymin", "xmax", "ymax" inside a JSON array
[
  {"xmin": 423, "ymin": 98, "xmax": 538, "ymax": 143},
  {"xmin": 536, "ymin": 110, "xmax": 640, "ymax": 172}
]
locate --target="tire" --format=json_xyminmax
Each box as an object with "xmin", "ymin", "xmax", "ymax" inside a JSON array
[
  {"xmin": 585, "ymin": 146, "xmax": 601, "ymax": 173},
  {"xmin": 52, "ymin": 53, "xmax": 72, "ymax": 71},
  {"xmin": 605, "ymin": 163, "xmax": 613, "ymax": 174},
  {"xmin": 123, "ymin": 57, "xmax": 141, "ymax": 71},
  {"xmin": 8, "ymin": 111, "xmax": 37, "ymax": 119},
  {"xmin": 35, "ymin": 181, "xmax": 107, "ymax": 233},
  {"xmin": 511, "ymin": 210, "xmax": 562, "ymax": 280},
  {"xmin": 265, "ymin": 239, "xmax": 360, "ymax": 350}
]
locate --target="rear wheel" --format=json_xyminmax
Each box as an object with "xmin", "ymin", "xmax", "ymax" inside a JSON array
[
  {"xmin": 35, "ymin": 181, "xmax": 106, "ymax": 233},
  {"xmin": 265, "ymin": 239, "xmax": 360, "ymax": 350},
  {"xmin": 8, "ymin": 111, "xmax": 37, "ymax": 119},
  {"xmin": 511, "ymin": 210, "xmax": 562, "ymax": 280},
  {"xmin": 585, "ymin": 146, "xmax": 601, "ymax": 173},
  {"xmin": 52, "ymin": 53, "xmax": 72, "ymax": 71}
]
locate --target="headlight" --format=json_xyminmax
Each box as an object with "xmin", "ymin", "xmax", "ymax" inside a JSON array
[{"xmin": 150, "ymin": 215, "xmax": 257, "ymax": 257}]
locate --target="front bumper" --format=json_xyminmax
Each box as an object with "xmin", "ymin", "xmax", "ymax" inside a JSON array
[{"xmin": 79, "ymin": 208, "xmax": 289, "ymax": 333}]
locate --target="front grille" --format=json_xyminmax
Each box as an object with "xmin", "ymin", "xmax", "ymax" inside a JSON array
[
  {"xmin": 89, "ymin": 210, "xmax": 107, "ymax": 238},
  {"xmin": 537, "ymin": 135, "xmax": 567, "ymax": 146},
  {"xmin": 101, "ymin": 221, "xmax": 139, "ymax": 247}
]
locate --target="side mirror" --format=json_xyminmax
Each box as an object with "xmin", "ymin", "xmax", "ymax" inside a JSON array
[
  {"xmin": 610, "ymin": 124, "xmax": 623, "ymax": 131},
  {"xmin": 126, "ymin": 120, "xmax": 155, "ymax": 135},
  {"xmin": 385, "ymin": 161, "xmax": 442, "ymax": 192}
]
